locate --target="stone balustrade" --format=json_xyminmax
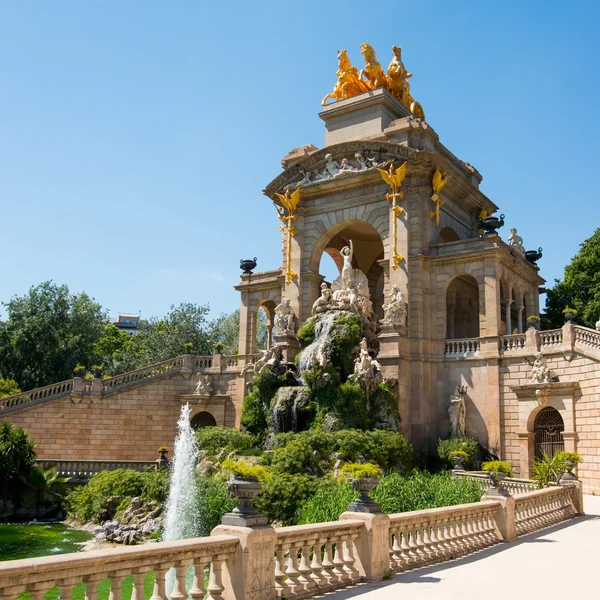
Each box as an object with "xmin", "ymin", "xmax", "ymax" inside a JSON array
[
  {"xmin": 103, "ymin": 356, "xmax": 186, "ymax": 394},
  {"xmin": 388, "ymin": 501, "xmax": 501, "ymax": 572},
  {"xmin": 454, "ymin": 472, "xmax": 538, "ymax": 495},
  {"xmin": 445, "ymin": 338, "xmax": 480, "ymax": 357},
  {"xmin": 193, "ymin": 356, "xmax": 213, "ymax": 369},
  {"xmin": 573, "ymin": 325, "xmax": 600, "ymax": 352},
  {"xmin": 273, "ymin": 520, "xmax": 363, "ymax": 598},
  {"xmin": 539, "ymin": 328, "xmax": 563, "ymax": 348},
  {"xmin": 0, "ymin": 535, "xmax": 238, "ymax": 600},
  {"xmin": 498, "ymin": 333, "xmax": 526, "ymax": 353},
  {"xmin": 0, "ymin": 379, "xmax": 73, "ymax": 415},
  {"xmin": 38, "ymin": 459, "xmax": 158, "ymax": 479},
  {"xmin": 514, "ymin": 486, "xmax": 577, "ymax": 536}
]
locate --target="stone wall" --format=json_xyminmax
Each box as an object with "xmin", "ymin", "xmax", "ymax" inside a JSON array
[{"xmin": 0, "ymin": 371, "xmax": 239, "ymax": 461}]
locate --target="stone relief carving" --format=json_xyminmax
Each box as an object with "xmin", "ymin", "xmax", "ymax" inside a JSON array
[
  {"xmin": 529, "ymin": 352, "xmax": 552, "ymax": 384},
  {"xmin": 381, "ymin": 284, "xmax": 407, "ymax": 326},
  {"xmin": 274, "ymin": 298, "xmax": 296, "ymax": 335},
  {"xmin": 194, "ymin": 374, "xmax": 213, "ymax": 396},
  {"xmin": 448, "ymin": 385, "xmax": 466, "ymax": 438}
]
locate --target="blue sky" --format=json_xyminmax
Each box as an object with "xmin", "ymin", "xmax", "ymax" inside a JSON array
[{"xmin": 1, "ymin": 1, "xmax": 598, "ymax": 320}]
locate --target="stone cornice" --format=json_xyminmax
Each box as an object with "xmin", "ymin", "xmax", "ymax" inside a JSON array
[{"xmin": 510, "ymin": 381, "xmax": 579, "ymax": 399}]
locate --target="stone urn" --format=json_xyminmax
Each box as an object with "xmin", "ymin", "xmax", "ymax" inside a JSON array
[
  {"xmin": 564, "ymin": 311, "xmax": 576, "ymax": 324},
  {"xmin": 480, "ymin": 214, "xmax": 505, "ymax": 234},
  {"xmin": 561, "ymin": 459, "xmax": 578, "ymax": 482},
  {"xmin": 525, "ymin": 248, "xmax": 543, "ymax": 264},
  {"xmin": 222, "ymin": 476, "xmax": 267, "ymax": 526},
  {"xmin": 347, "ymin": 478, "xmax": 382, "ymax": 513},
  {"xmin": 451, "ymin": 455, "xmax": 466, "ymax": 471},
  {"xmin": 240, "ymin": 258, "xmax": 257, "ymax": 275},
  {"xmin": 527, "ymin": 317, "xmax": 541, "ymax": 330},
  {"xmin": 487, "ymin": 471, "xmax": 509, "ymax": 496}
]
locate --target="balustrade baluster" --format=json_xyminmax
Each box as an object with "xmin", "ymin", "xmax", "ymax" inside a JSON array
[
  {"xmin": 406, "ymin": 527, "xmax": 419, "ymax": 566},
  {"xmin": 297, "ymin": 544, "xmax": 316, "ymax": 593},
  {"xmin": 428, "ymin": 521, "xmax": 441, "ymax": 561},
  {"xmin": 309, "ymin": 542, "xmax": 325, "ymax": 590},
  {"xmin": 321, "ymin": 542, "xmax": 336, "ymax": 587},
  {"xmin": 274, "ymin": 548, "xmax": 289, "ymax": 597},
  {"xmin": 390, "ymin": 531, "xmax": 402, "ymax": 569},
  {"xmin": 28, "ymin": 583, "xmax": 49, "ymax": 600},
  {"xmin": 421, "ymin": 522, "xmax": 432, "ymax": 564},
  {"xmin": 413, "ymin": 524, "xmax": 426, "ymax": 566},
  {"xmin": 57, "ymin": 578, "xmax": 79, "ymax": 600},
  {"xmin": 150, "ymin": 566, "xmax": 168, "ymax": 600},
  {"xmin": 130, "ymin": 572, "xmax": 146, "ymax": 600},
  {"xmin": 190, "ymin": 562, "xmax": 207, "ymax": 600},
  {"xmin": 285, "ymin": 546, "xmax": 301, "ymax": 594},
  {"xmin": 170, "ymin": 564, "xmax": 188, "ymax": 600},
  {"xmin": 331, "ymin": 540, "xmax": 346, "ymax": 585},
  {"xmin": 343, "ymin": 537, "xmax": 359, "ymax": 583},
  {"xmin": 207, "ymin": 559, "xmax": 225, "ymax": 600}
]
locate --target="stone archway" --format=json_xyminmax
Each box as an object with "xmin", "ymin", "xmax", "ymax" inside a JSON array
[
  {"xmin": 190, "ymin": 411, "xmax": 217, "ymax": 430},
  {"xmin": 534, "ymin": 407, "xmax": 565, "ymax": 458},
  {"xmin": 437, "ymin": 227, "xmax": 460, "ymax": 243},
  {"xmin": 445, "ymin": 275, "xmax": 480, "ymax": 339}
]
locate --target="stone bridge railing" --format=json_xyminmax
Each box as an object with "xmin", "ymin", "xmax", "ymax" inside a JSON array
[
  {"xmin": 0, "ymin": 352, "xmax": 247, "ymax": 416},
  {"xmin": 454, "ymin": 471, "xmax": 539, "ymax": 495},
  {"xmin": 38, "ymin": 459, "xmax": 159, "ymax": 479},
  {"xmin": 0, "ymin": 481, "xmax": 583, "ymax": 600}
]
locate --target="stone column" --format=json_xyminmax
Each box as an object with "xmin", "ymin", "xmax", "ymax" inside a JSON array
[
  {"xmin": 482, "ymin": 258, "xmax": 501, "ymax": 337},
  {"xmin": 266, "ymin": 325, "xmax": 273, "ymax": 349},
  {"xmin": 516, "ymin": 304, "xmax": 524, "ymax": 334},
  {"xmin": 503, "ymin": 298, "xmax": 514, "ymax": 335}
]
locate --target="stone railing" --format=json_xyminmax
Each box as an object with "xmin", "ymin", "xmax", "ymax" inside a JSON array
[
  {"xmin": 388, "ymin": 501, "xmax": 501, "ymax": 571},
  {"xmin": 273, "ymin": 520, "xmax": 363, "ymax": 598},
  {"xmin": 445, "ymin": 338, "xmax": 480, "ymax": 357},
  {"xmin": 193, "ymin": 356, "xmax": 213, "ymax": 369},
  {"xmin": 539, "ymin": 328, "xmax": 563, "ymax": 348},
  {"xmin": 573, "ymin": 325, "xmax": 600, "ymax": 352},
  {"xmin": 102, "ymin": 356, "xmax": 186, "ymax": 394},
  {"xmin": 514, "ymin": 485, "xmax": 577, "ymax": 536},
  {"xmin": 454, "ymin": 472, "xmax": 538, "ymax": 495},
  {"xmin": 0, "ymin": 535, "xmax": 237, "ymax": 600},
  {"xmin": 223, "ymin": 355, "xmax": 240, "ymax": 368},
  {"xmin": 499, "ymin": 333, "xmax": 526, "ymax": 353},
  {"xmin": 38, "ymin": 459, "xmax": 158, "ymax": 479},
  {"xmin": 0, "ymin": 379, "xmax": 73, "ymax": 415}
]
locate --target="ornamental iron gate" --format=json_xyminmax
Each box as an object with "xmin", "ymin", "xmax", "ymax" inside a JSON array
[
  {"xmin": 534, "ymin": 407, "xmax": 564, "ymax": 458},
  {"xmin": 190, "ymin": 411, "xmax": 217, "ymax": 429}
]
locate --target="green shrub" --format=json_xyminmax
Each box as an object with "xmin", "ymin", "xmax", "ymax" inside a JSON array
[
  {"xmin": 0, "ymin": 422, "xmax": 36, "ymax": 500},
  {"xmin": 297, "ymin": 318, "xmax": 316, "ymax": 346},
  {"xmin": 437, "ymin": 437, "xmax": 480, "ymax": 469},
  {"xmin": 371, "ymin": 471, "xmax": 482, "ymax": 513},
  {"xmin": 221, "ymin": 459, "xmax": 270, "ymax": 481},
  {"xmin": 368, "ymin": 383, "xmax": 401, "ymax": 431},
  {"xmin": 253, "ymin": 473, "xmax": 318, "ymax": 525},
  {"xmin": 481, "ymin": 460, "xmax": 513, "ymax": 476},
  {"xmin": 296, "ymin": 479, "xmax": 358, "ymax": 524},
  {"xmin": 195, "ymin": 475, "xmax": 238, "ymax": 536},
  {"xmin": 449, "ymin": 450, "xmax": 469, "ymax": 460},
  {"xmin": 532, "ymin": 451, "xmax": 566, "ymax": 487},
  {"xmin": 339, "ymin": 462, "xmax": 382, "ymax": 480},
  {"xmin": 367, "ymin": 430, "xmax": 414, "ymax": 473},
  {"xmin": 0, "ymin": 378, "xmax": 21, "ymax": 398},
  {"xmin": 330, "ymin": 313, "xmax": 362, "ymax": 379},
  {"xmin": 557, "ymin": 451, "xmax": 583, "ymax": 464},
  {"xmin": 271, "ymin": 439, "xmax": 316, "ymax": 475},
  {"xmin": 65, "ymin": 468, "xmax": 169, "ymax": 522},
  {"xmin": 196, "ymin": 426, "xmax": 254, "ymax": 457},
  {"xmin": 333, "ymin": 429, "xmax": 374, "ymax": 462},
  {"xmin": 336, "ymin": 382, "xmax": 368, "ymax": 429}
]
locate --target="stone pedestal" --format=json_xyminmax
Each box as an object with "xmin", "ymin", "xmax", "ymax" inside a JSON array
[
  {"xmin": 482, "ymin": 493, "xmax": 516, "ymax": 542},
  {"xmin": 339, "ymin": 512, "xmax": 390, "ymax": 581},
  {"xmin": 272, "ymin": 332, "xmax": 300, "ymax": 364},
  {"xmin": 211, "ymin": 525, "xmax": 277, "ymax": 600}
]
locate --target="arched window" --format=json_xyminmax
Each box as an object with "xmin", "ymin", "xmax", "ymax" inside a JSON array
[
  {"xmin": 446, "ymin": 275, "xmax": 480, "ymax": 339},
  {"xmin": 190, "ymin": 411, "xmax": 217, "ymax": 430}
]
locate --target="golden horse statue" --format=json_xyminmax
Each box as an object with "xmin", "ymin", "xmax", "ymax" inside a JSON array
[
  {"xmin": 359, "ymin": 42, "xmax": 387, "ymax": 90},
  {"xmin": 321, "ymin": 49, "xmax": 370, "ymax": 106},
  {"xmin": 386, "ymin": 45, "xmax": 425, "ymax": 120}
]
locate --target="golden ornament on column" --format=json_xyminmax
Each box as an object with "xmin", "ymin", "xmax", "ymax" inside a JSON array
[
  {"xmin": 274, "ymin": 184, "xmax": 301, "ymax": 286},
  {"xmin": 378, "ymin": 161, "xmax": 407, "ymax": 271},
  {"xmin": 429, "ymin": 169, "xmax": 448, "ymax": 226}
]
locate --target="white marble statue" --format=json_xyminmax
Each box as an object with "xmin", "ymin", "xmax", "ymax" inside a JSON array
[
  {"xmin": 382, "ymin": 285, "xmax": 407, "ymax": 326},
  {"xmin": 297, "ymin": 167, "xmax": 312, "ymax": 186},
  {"xmin": 340, "ymin": 240, "xmax": 354, "ymax": 288},
  {"xmin": 530, "ymin": 352, "xmax": 552, "ymax": 383},
  {"xmin": 354, "ymin": 152, "xmax": 369, "ymax": 170},
  {"xmin": 448, "ymin": 386, "xmax": 466, "ymax": 438},
  {"xmin": 336, "ymin": 157, "xmax": 357, "ymax": 175},
  {"xmin": 315, "ymin": 153, "xmax": 341, "ymax": 179},
  {"xmin": 275, "ymin": 298, "xmax": 295, "ymax": 335},
  {"xmin": 353, "ymin": 337, "xmax": 382, "ymax": 394},
  {"xmin": 194, "ymin": 374, "xmax": 213, "ymax": 396},
  {"xmin": 312, "ymin": 282, "xmax": 333, "ymax": 315},
  {"xmin": 508, "ymin": 228, "xmax": 525, "ymax": 254}
]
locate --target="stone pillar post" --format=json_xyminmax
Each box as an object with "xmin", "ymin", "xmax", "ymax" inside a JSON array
[
  {"xmin": 482, "ymin": 258, "xmax": 501, "ymax": 337},
  {"xmin": 517, "ymin": 304, "xmax": 524, "ymax": 334},
  {"xmin": 90, "ymin": 377, "xmax": 103, "ymax": 404},
  {"xmin": 517, "ymin": 432, "xmax": 535, "ymax": 478},
  {"xmin": 212, "ymin": 351, "xmax": 222, "ymax": 371},
  {"xmin": 266, "ymin": 325, "xmax": 273, "ymax": 349},
  {"xmin": 339, "ymin": 512, "xmax": 390, "ymax": 582},
  {"xmin": 181, "ymin": 354, "xmax": 193, "ymax": 376},
  {"xmin": 482, "ymin": 494, "xmax": 516, "ymax": 542},
  {"xmin": 560, "ymin": 480, "xmax": 584, "ymax": 515},
  {"xmin": 503, "ymin": 298, "xmax": 514, "ymax": 335},
  {"xmin": 562, "ymin": 322, "xmax": 575, "ymax": 351},
  {"xmin": 211, "ymin": 525, "xmax": 277, "ymax": 600}
]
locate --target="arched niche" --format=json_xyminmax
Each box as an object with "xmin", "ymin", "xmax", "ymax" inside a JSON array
[
  {"xmin": 437, "ymin": 227, "xmax": 460, "ymax": 243},
  {"xmin": 190, "ymin": 411, "xmax": 217, "ymax": 430},
  {"xmin": 252, "ymin": 299, "xmax": 276, "ymax": 354},
  {"xmin": 446, "ymin": 274, "xmax": 480, "ymax": 339}
]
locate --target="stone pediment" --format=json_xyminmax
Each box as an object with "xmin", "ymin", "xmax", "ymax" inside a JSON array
[{"xmin": 263, "ymin": 140, "xmax": 417, "ymax": 199}]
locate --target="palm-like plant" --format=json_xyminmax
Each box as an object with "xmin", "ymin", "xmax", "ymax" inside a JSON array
[
  {"xmin": 531, "ymin": 451, "xmax": 567, "ymax": 488},
  {"xmin": 20, "ymin": 466, "xmax": 69, "ymax": 507}
]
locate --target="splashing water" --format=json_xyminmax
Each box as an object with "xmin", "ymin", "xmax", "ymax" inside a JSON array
[
  {"xmin": 297, "ymin": 311, "xmax": 338, "ymax": 373},
  {"xmin": 162, "ymin": 403, "xmax": 200, "ymax": 542}
]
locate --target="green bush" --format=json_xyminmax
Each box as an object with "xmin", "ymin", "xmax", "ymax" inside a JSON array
[
  {"xmin": 333, "ymin": 429, "xmax": 374, "ymax": 462},
  {"xmin": 297, "ymin": 318, "xmax": 316, "ymax": 346},
  {"xmin": 196, "ymin": 426, "xmax": 254, "ymax": 457},
  {"xmin": 221, "ymin": 459, "xmax": 271, "ymax": 481},
  {"xmin": 336, "ymin": 382, "xmax": 368, "ymax": 429},
  {"xmin": 271, "ymin": 439, "xmax": 316, "ymax": 475},
  {"xmin": 371, "ymin": 471, "xmax": 482, "ymax": 513},
  {"xmin": 0, "ymin": 422, "xmax": 36, "ymax": 500},
  {"xmin": 330, "ymin": 313, "xmax": 362, "ymax": 379},
  {"xmin": 339, "ymin": 462, "xmax": 382, "ymax": 479},
  {"xmin": 0, "ymin": 378, "xmax": 21, "ymax": 398},
  {"xmin": 481, "ymin": 460, "xmax": 513, "ymax": 476},
  {"xmin": 437, "ymin": 437, "xmax": 480, "ymax": 469},
  {"xmin": 253, "ymin": 473, "xmax": 318, "ymax": 525},
  {"xmin": 65, "ymin": 468, "xmax": 169, "ymax": 522},
  {"xmin": 557, "ymin": 451, "xmax": 583, "ymax": 464},
  {"xmin": 195, "ymin": 475, "xmax": 238, "ymax": 536},
  {"xmin": 367, "ymin": 430, "xmax": 414, "ymax": 473},
  {"xmin": 296, "ymin": 479, "xmax": 358, "ymax": 524},
  {"xmin": 368, "ymin": 383, "xmax": 401, "ymax": 431}
]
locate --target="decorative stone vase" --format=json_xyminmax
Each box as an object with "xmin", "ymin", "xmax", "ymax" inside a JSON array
[
  {"xmin": 564, "ymin": 312, "xmax": 576, "ymax": 324},
  {"xmin": 346, "ymin": 477, "xmax": 383, "ymax": 513},
  {"xmin": 525, "ymin": 248, "xmax": 543, "ymax": 264},
  {"xmin": 222, "ymin": 476, "xmax": 268, "ymax": 526},
  {"xmin": 451, "ymin": 455, "xmax": 466, "ymax": 471},
  {"xmin": 527, "ymin": 318, "xmax": 541, "ymax": 330},
  {"xmin": 487, "ymin": 471, "xmax": 509, "ymax": 496},
  {"xmin": 561, "ymin": 459, "xmax": 578, "ymax": 482},
  {"xmin": 157, "ymin": 450, "xmax": 169, "ymax": 469},
  {"xmin": 240, "ymin": 258, "xmax": 257, "ymax": 275},
  {"xmin": 480, "ymin": 214, "xmax": 505, "ymax": 234}
]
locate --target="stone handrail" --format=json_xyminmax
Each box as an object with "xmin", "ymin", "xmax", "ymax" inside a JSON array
[
  {"xmin": 273, "ymin": 520, "xmax": 363, "ymax": 598},
  {"xmin": 223, "ymin": 355, "xmax": 240, "ymax": 368},
  {"xmin": 102, "ymin": 356, "xmax": 186, "ymax": 394},
  {"xmin": 388, "ymin": 500, "xmax": 501, "ymax": 572},
  {"xmin": 514, "ymin": 485, "xmax": 576, "ymax": 536},
  {"xmin": 0, "ymin": 379, "xmax": 73, "ymax": 414},
  {"xmin": 0, "ymin": 535, "xmax": 238, "ymax": 600},
  {"xmin": 37, "ymin": 459, "xmax": 158, "ymax": 478},
  {"xmin": 454, "ymin": 472, "xmax": 538, "ymax": 495},
  {"xmin": 193, "ymin": 356, "xmax": 213, "ymax": 369},
  {"xmin": 445, "ymin": 338, "xmax": 480, "ymax": 356},
  {"xmin": 573, "ymin": 325, "xmax": 600, "ymax": 351},
  {"xmin": 499, "ymin": 333, "xmax": 526, "ymax": 352},
  {"xmin": 539, "ymin": 328, "xmax": 563, "ymax": 348}
]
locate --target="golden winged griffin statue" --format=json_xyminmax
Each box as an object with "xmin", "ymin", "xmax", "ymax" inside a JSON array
[
  {"xmin": 322, "ymin": 43, "xmax": 425, "ymax": 121},
  {"xmin": 274, "ymin": 185, "xmax": 301, "ymax": 286}
]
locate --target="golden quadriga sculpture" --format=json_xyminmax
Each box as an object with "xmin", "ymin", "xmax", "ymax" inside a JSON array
[{"xmin": 322, "ymin": 43, "xmax": 425, "ymax": 121}]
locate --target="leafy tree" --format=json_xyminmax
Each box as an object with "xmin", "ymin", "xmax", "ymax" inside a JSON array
[
  {"xmin": 0, "ymin": 378, "xmax": 21, "ymax": 398},
  {"xmin": 0, "ymin": 423, "xmax": 36, "ymax": 500},
  {"xmin": 545, "ymin": 228, "xmax": 600, "ymax": 328},
  {"xmin": 94, "ymin": 324, "xmax": 133, "ymax": 372},
  {"xmin": 209, "ymin": 308, "xmax": 268, "ymax": 355},
  {"xmin": 0, "ymin": 282, "xmax": 106, "ymax": 390}
]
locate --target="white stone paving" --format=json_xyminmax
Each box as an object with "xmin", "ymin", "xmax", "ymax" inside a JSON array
[{"xmin": 325, "ymin": 495, "xmax": 600, "ymax": 600}]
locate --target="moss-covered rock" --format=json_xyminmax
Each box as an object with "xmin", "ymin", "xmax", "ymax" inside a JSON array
[
  {"xmin": 368, "ymin": 384, "xmax": 401, "ymax": 431},
  {"xmin": 270, "ymin": 387, "xmax": 313, "ymax": 434}
]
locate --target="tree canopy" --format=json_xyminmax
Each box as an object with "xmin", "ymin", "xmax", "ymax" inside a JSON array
[{"xmin": 545, "ymin": 228, "xmax": 600, "ymax": 328}]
